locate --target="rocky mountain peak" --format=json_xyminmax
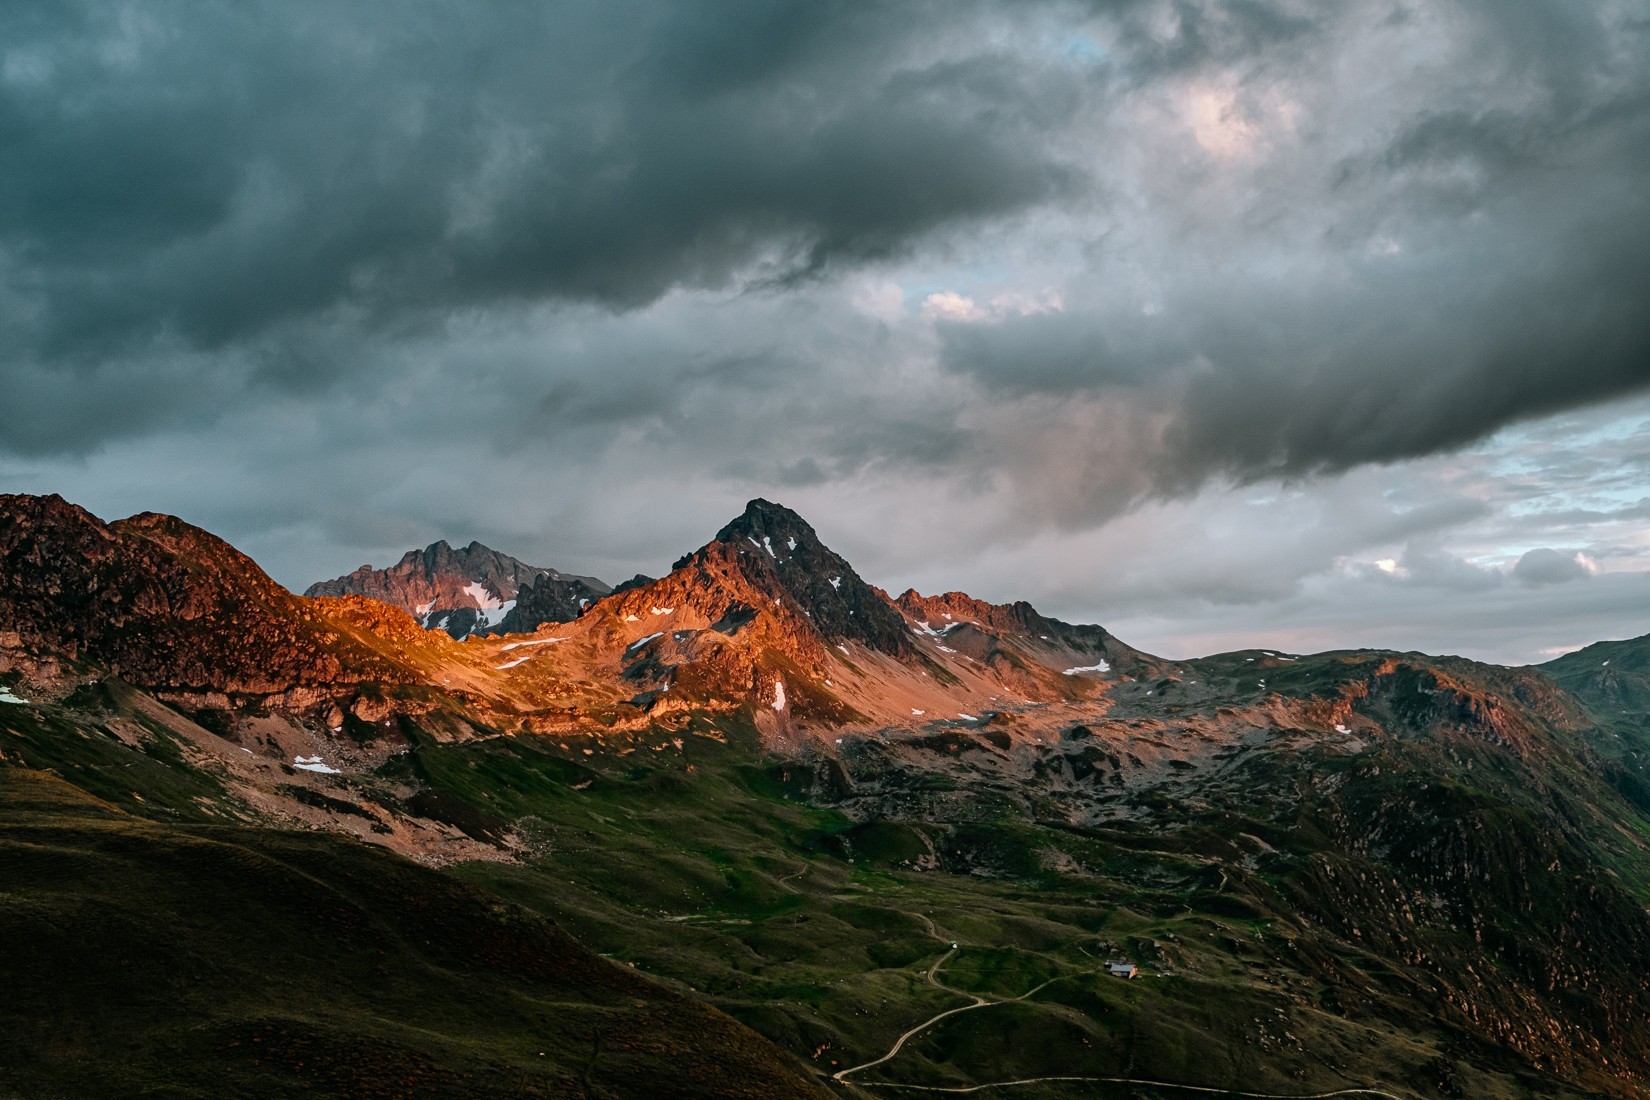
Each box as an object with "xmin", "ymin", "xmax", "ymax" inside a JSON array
[
  {"xmin": 693, "ymin": 499, "xmax": 912, "ymax": 659},
  {"xmin": 712, "ymin": 498, "xmax": 818, "ymax": 549},
  {"xmin": 305, "ymin": 539, "xmax": 607, "ymax": 639}
]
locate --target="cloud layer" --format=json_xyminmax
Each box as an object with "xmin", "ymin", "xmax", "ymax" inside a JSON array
[{"xmin": 2, "ymin": 0, "xmax": 1647, "ymax": 662}]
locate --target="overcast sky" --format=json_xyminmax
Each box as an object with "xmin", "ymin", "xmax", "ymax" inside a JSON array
[{"xmin": 3, "ymin": 0, "xmax": 1648, "ymax": 665}]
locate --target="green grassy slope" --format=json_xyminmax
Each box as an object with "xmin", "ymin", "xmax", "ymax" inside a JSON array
[
  {"xmin": 384, "ymin": 709, "xmax": 1628, "ymax": 1099},
  {"xmin": 0, "ymin": 768, "xmax": 829, "ymax": 1100}
]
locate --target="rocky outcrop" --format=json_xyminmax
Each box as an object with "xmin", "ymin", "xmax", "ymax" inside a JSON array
[
  {"xmin": 891, "ymin": 586, "xmax": 1156, "ymax": 678},
  {"xmin": 492, "ymin": 570, "xmax": 610, "ymax": 635},
  {"xmin": 892, "ymin": 589, "xmax": 1053, "ymax": 637},
  {"xmin": 306, "ymin": 540, "xmax": 609, "ymax": 639}
]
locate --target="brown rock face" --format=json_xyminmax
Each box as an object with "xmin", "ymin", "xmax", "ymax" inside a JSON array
[
  {"xmin": 493, "ymin": 570, "xmax": 610, "ymax": 635},
  {"xmin": 892, "ymin": 586, "xmax": 1156, "ymax": 678},
  {"xmin": 542, "ymin": 500, "xmax": 928, "ymax": 722},
  {"xmin": 705, "ymin": 498, "xmax": 915, "ymax": 659},
  {"xmin": 893, "ymin": 589, "xmax": 1054, "ymax": 637},
  {"xmin": 306, "ymin": 540, "xmax": 609, "ymax": 639},
  {"xmin": 0, "ymin": 494, "xmax": 415, "ymax": 702}
]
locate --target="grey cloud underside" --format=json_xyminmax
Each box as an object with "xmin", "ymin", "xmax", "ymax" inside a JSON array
[
  {"xmin": 938, "ymin": 2, "xmax": 1650, "ymax": 499},
  {"xmin": 0, "ymin": 1, "xmax": 1072, "ymax": 374},
  {"xmin": 1513, "ymin": 547, "xmax": 1595, "ymax": 586},
  {"xmin": 1, "ymin": 0, "xmax": 1648, "ymax": 536}
]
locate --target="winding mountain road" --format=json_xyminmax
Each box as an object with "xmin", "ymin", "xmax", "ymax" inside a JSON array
[
  {"xmin": 831, "ymin": 908, "xmax": 1409, "ymax": 1100},
  {"xmin": 832, "ymin": 945, "xmax": 1052, "ymax": 1084}
]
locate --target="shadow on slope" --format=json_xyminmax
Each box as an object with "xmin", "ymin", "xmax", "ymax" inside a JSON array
[{"xmin": 0, "ymin": 769, "xmax": 828, "ymax": 1100}]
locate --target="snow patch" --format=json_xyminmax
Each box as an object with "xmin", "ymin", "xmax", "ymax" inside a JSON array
[
  {"xmin": 911, "ymin": 708, "xmax": 925, "ymax": 716},
  {"xmin": 837, "ymin": 644, "xmax": 850, "ymax": 655},
  {"xmin": 829, "ymin": 575, "xmax": 842, "ymax": 590},
  {"xmin": 293, "ymin": 756, "xmax": 340, "ymax": 774},
  {"xmin": 624, "ymin": 614, "xmax": 640, "ymax": 622},
  {"xmin": 787, "ymin": 537, "xmax": 797, "ymax": 551},
  {"xmin": 628, "ymin": 632, "xmax": 664, "ymax": 651},
  {"xmin": 957, "ymin": 713, "xmax": 978, "ymax": 721},
  {"xmin": 1062, "ymin": 661, "xmax": 1111, "ymax": 675},
  {"xmin": 772, "ymin": 679, "xmax": 786, "ymax": 711},
  {"xmin": 1334, "ymin": 724, "xmax": 1351, "ymax": 734},
  {"xmin": 0, "ymin": 690, "xmax": 27, "ymax": 705},
  {"xmin": 497, "ymin": 656, "xmax": 532, "ymax": 669},
  {"xmin": 500, "ymin": 636, "xmax": 568, "ymax": 651},
  {"xmin": 462, "ymin": 582, "xmax": 504, "ymax": 610},
  {"xmin": 650, "ymin": 606, "xmax": 675, "ymax": 616},
  {"xmin": 477, "ymin": 599, "xmax": 516, "ymax": 629},
  {"xmin": 414, "ymin": 599, "xmax": 435, "ymax": 616},
  {"xmin": 762, "ymin": 536, "xmax": 777, "ymax": 559}
]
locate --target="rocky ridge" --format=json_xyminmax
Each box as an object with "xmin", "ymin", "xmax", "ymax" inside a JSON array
[
  {"xmin": 306, "ymin": 539, "xmax": 609, "ymax": 639},
  {"xmin": 0, "ymin": 494, "xmax": 420, "ymax": 711}
]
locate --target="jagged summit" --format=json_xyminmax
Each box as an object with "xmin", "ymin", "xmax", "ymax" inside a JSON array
[
  {"xmin": 306, "ymin": 539, "xmax": 608, "ymax": 639},
  {"xmin": 592, "ymin": 499, "xmax": 915, "ymax": 678},
  {"xmin": 710, "ymin": 498, "xmax": 814, "ymax": 548},
  {"xmin": 494, "ymin": 569, "xmax": 611, "ymax": 635},
  {"xmin": 695, "ymin": 499, "xmax": 913, "ymax": 659}
]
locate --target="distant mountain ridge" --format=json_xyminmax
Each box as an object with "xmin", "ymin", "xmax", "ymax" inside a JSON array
[{"xmin": 305, "ymin": 539, "xmax": 609, "ymax": 639}]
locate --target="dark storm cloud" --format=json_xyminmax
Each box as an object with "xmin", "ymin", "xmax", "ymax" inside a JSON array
[
  {"xmin": 0, "ymin": 0, "xmax": 1079, "ymax": 453},
  {"xmin": 937, "ymin": 0, "xmax": 1650, "ymax": 506},
  {"xmin": 7, "ymin": 0, "xmax": 1644, "ymax": 485},
  {"xmin": 940, "ymin": 310, "xmax": 1169, "ymax": 395}
]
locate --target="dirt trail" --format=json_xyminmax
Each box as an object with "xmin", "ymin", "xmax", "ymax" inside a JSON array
[
  {"xmin": 832, "ymin": 919, "xmax": 1049, "ymax": 1083},
  {"xmin": 835, "ymin": 910, "xmax": 1408, "ymax": 1100}
]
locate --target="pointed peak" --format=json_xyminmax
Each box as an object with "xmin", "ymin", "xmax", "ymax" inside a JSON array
[{"xmin": 715, "ymin": 499, "xmax": 819, "ymax": 547}]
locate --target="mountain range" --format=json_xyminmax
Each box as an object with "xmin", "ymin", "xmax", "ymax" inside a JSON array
[{"xmin": 2, "ymin": 491, "xmax": 1648, "ymax": 1098}]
